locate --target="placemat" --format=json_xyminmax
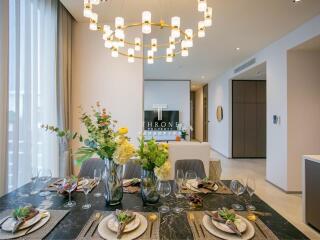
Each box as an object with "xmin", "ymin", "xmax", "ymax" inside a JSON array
[
  {"xmin": 0, "ymin": 209, "xmax": 69, "ymax": 240},
  {"xmin": 186, "ymin": 211, "xmax": 278, "ymax": 240},
  {"xmin": 181, "ymin": 181, "xmax": 233, "ymax": 195},
  {"xmin": 76, "ymin": 211, "xmax": 160, "ymax": 240}
]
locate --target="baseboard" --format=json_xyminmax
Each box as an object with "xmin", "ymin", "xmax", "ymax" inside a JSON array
[
  {"xmin": 265, "ymin": 179, "xmax": 302, "ymax": 194},
  {"xmin": 210, "ymin": 148, "xmax": 231, "ymax": 159}
]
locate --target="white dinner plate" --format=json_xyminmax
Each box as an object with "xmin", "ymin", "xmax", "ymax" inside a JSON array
[
  {"xmin": 211, "ymin": 211, "xmax": 247, "ymax": 233},
  {"xmin": 0, "ymin": 210, "xmax": 50, "ymax": 240},
  {"xmin": 203, "ymin": 214, "xmax": 255, "ymax": 240},
  {"xmin": 1, "ymin": 210, "xmax": 43, "ymax": 232},
  {"xmin": 107, "ymin": 214, "xmax": 140, "ymax": 233},
  {"xmin": 98, "ymin": 212, "xmax": 147, "ymax": 240}
]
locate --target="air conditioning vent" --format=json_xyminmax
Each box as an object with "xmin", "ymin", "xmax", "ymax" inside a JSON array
[{"xmin": 234, "ymin": 58, "xmax": 256, "ymax": 74}]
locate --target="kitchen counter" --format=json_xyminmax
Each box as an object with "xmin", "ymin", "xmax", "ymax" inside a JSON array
[{"xmin": 302, "ymin": 155, "xmax": 320, "ymax": 232}]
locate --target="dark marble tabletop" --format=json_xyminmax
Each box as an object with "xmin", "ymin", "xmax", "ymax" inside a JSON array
[{"xmin": 0, "ymin": 180, "xmax": 308, "ymax": 240}]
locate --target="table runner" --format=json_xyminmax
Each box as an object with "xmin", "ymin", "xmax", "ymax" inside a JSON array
[
  {"xmin": 76, "ymin": 211, "xmax": 160, "ymax": 240},
  {"xmin": 181, "ymin": 181, "xmax": 233, "ymax": 195},
  {"xmin": 186, "ymin": 211, "xmax": 278, "ymax": 240},
  {"xmin": 0, "ymin": 209, "xmax": 69, "ymax": 240}
]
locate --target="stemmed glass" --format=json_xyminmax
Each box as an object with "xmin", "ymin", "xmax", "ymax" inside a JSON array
[
  {"xmin": 39, "ymin": 169, "xmax": 52, "ymax": 197},
  {"xmin": 185, "ymin": 170, "xmax": 197, "ymax": 181},
  {"xmin": 63, "ymin": 177, "xmax": 78, "ymax": 208},
  {"xmin": 81, "ymin": 176, "xmax": 92, "ymax": 209},
  {"xmin": 30, "ymin": 168, "xmax": 39, "ymax": 195},
  {"xmin": 175, "ymin": 169, "xmax": 184, "ymax": 199},
  {"xmin": 230, "ymin": 179, "xmax": 246, "ymax": 211},
  {"xmin": 246, "ymin": 177, "xmax": 256, "ymax": 211},
  {"xmin": 157, "ymin": 180, "xmax": 171, "ymax": 213},
  {"xmin": 93, "ymin": 169, "xmax": 102, "ymax": 197}
]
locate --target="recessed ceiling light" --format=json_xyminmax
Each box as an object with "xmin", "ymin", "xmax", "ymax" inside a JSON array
[
  {"xmin": 293, "ymin": 0, "xmax": 302, "ymax": 3},
  {"xmin": 236, "ymin": 47, "xmax": 240, "ymax": 51},
  {"xmin": 201, "ymin": 76, "xmax": 205, "ymax": 79}
]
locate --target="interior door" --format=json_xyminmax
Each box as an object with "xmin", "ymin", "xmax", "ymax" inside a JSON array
[
  {"xmin": 203, "ymin": 84, "xmax": 208, "ymax": 142},
  {"xmin": 232, "ymin": 80, "xmax": 266, "ymax": 158}
]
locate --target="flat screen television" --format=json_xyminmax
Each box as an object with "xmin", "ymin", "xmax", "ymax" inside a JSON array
[{"xmin": 144, "ymin": 110, "xmax": 179, "ymax": 130}]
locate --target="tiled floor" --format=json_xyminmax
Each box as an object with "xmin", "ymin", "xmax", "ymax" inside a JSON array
[{"xmin": 211, "ymin": 150, "xmax": 320, "ymax": 240}]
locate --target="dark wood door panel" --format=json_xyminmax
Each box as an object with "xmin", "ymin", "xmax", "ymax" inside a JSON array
[
  {"xmin": 244, "ymin": 104, "xmax": 257, "ymax": 156},
  {"xmin": 233, "ymin": 103, "xmax": 245, "ymax": 157},
  {"xmin": 257, "ymin": 81, "xmax": 266, "ymax": 104}
]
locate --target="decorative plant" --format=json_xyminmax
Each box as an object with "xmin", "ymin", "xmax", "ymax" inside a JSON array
[
  {"xmin": 136, "ymin": 136, "xmax": 170, "ymax": 180},
  {"xmin": 41, "ymin": 102, "xmax": 135, "ymax": 165},
  {"xmin": 177, "ymin": 123, "xmax": 193, "ymax": 140}
]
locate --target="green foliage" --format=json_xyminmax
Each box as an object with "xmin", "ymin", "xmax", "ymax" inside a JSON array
[
  {"xmin": 136, "ymin": 136, "xmax": 168, "ymax": 171},
  {"xmin": 218, "ymin": 207, "xmax": 236, "ymax": 222},
  {"xmin": 41, "ymin": 103, "xmax": 120, "ymax": 164},
  {"xmin": 12, "ymin": 206, "xmax": 31, "ymax": 220}
]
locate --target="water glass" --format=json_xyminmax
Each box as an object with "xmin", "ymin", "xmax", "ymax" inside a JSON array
[
  {"xmin": 230, "ymin": 179, "xmax": 246, "ymax": 211},
  {"xmin": 82, "ymin": 177, "xmax": 92, "ymax": 209},
  {"xmin": 157, "ymin": 181, "xmax": 171, "ymax": 213},
  {"xmin": 172, "ymin": 181, "xmax": 184, "ymax": 213},
  {"xmin": 185, "ymin": 170, "xmax": 197, "ymax": 181},
  {"xmin": 175, "ymin": 169, "xmax": 184, "ymax": 198},
  {"xmin": 39, "ymin": 169, "xmax": 52, "ymax": 197},
  {"xmin": 63, "ymin": 177, "xmax": 78, "ymax": 208},
  {"xmin": 246, "ymin": 177, "xmax": 256, "ymax": 211},
  {"xmin": 30, "ymin": 168, "xmax": 39, "ymax": 195},
  {"xmin": 93, "ymin": 169, "xmax": 102, "ymax": 197}
]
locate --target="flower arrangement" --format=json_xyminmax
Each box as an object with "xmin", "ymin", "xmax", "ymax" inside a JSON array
[
  {"xmin": 136, "ymin": 136, "xmax": 170, "ymax": 180},
  {"xmin": 41, "ymin": 102, "xmax": 135, "ymax": 165},
  {"xmin": 177, "ymin": 123, "xmax": 193, "ymax": 140}
]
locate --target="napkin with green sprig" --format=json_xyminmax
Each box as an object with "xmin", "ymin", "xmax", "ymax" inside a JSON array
[
  {"xmin": 113, "ymin": 210, "xmax": 136, "ymax": 239},
  {"xmin": 11, "ymin": 206, "xmax": 39, "ymax": 233}
]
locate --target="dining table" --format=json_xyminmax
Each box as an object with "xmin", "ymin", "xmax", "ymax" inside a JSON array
[{"xmin": 0, "ymin": 179, "xmax": 308, "ymax": 240}]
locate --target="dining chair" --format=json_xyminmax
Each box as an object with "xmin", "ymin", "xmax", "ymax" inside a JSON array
[
  {"xmin": 78, "ymin": 158, "xmax": 105, "ymax": 178},
  {"xmin": 174, "ymin": 159, "xmax": 207, "ymax": 179},
  {"xmin": 123, "ymin": 160, "xmax": 141, "ymax": 179}
]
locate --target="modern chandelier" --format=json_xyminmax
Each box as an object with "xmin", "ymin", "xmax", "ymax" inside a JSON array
[{"xmin": 83, "ymin": 0, "xmax": 213, "ymax": 63}]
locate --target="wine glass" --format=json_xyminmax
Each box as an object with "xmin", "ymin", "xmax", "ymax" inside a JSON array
[
  {"xmin": 246, "ymin": 177, "xmax": 256, "ymax": 211},
  {"xmin": 39, "ymin": 169, "xmax": 52, "ymax": 197},
  {"xmin": 157, "ymin": 180, "xmax": 171, "ymax": 213},
  {"xmin": 63, "ymin": 177, "xmax": 78, "ymax": 208},
  {"xmin": 30, "ymin": 168, "xmax": 39, "ymax": 195},
  {"xmin": 175, "ymin": 169, "xmax": 184, "ymax": 198},
  {"xmin": 185, "ymin": 170, "xmax": 197, "ymax": 181},
  {"xmin": 93, "ymin": 169, "xmax": 102, "ymax": 197},
  {"xmin": 172, "ymin": 181, "xmax": 184, "ymax": 213},
  {"xmin": 230, "ymin": 179, "xmax": 246, "ymax": 211},
  {"xmin": 81, "ymin": 177, "xmax": 92, "ymax": 209}
]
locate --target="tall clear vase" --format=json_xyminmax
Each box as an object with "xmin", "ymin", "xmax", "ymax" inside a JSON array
[
  {"xmin": 141, "ymin": 168, "xmax": 160, "ymax": 205},
  {"xmin": 103, "ymin": 159, "xmax": 123, "ymax": 205}
]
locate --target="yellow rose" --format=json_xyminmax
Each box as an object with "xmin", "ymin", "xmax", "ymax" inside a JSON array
[{"xmin": 118, "ymin": 127, "xmax": 128, "ymax": 135}]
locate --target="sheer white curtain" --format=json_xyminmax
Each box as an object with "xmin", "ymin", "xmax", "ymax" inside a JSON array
[
  {"xmin": 7, "ymin": 0, "xmax": 59, "ymax": 191},
  {"xmin": 0, "ymin": 0, "xmax": 9, "ymax": 196}
]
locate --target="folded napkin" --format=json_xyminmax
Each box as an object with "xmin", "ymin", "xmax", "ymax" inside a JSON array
[
  {"xmin": 186, "ymin": 179, "xmax": 219, "ymax": 193},
  {"xmin": 123, "ymin": 179, "xmax": 140, "ymax": 194},
  {"xmin": 48, "ymin": 178, "xmax": 97, "ymax": 194}
]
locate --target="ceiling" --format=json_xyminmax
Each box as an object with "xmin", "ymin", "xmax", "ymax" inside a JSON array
[
  {"xmin": 61, "ymin": 0, "xmax": 320, "ymax": 82},
  {"xmin": 233, "ymin": 62, "xmax": 266, "ymax": 80}
]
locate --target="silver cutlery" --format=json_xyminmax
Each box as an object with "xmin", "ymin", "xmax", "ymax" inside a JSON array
[
  {"xmin": 247, "ymin": 213, "xmax": 268, "ymax": 239},
  {"xmin": 84, "ymin": 212, "xmax": 101, "ymax": 237},
  {"xmin": 0, "ymin": 216, "xmax": 10, "ymax": 229}
]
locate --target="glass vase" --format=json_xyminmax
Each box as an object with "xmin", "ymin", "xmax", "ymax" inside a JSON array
[
  {"xmin": 141, "ymin": 168, "xmax": 160, "ymax": 205},
  {"xmin": 103, "ymin": 159, "xmax": 123, "ymax": 205}
]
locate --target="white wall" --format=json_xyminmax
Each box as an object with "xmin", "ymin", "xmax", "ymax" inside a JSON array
[
  {"xmin": 208, "ymin": 15, "xmax": 320, "ymax": 191},
  {"xmin": 144, "ymin": 80, "xmax": 190, "ymax": 127},
  {"xmin": 195, "ymin": 88, "xmax": 203, "ymax": 142},
  {"xmin": 287, "ymin": 50, "xmax": 320, "ymax": 191},
  {"xmin": 72, "ymin": 23, "xmax": 143, "ymax": 172}
]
